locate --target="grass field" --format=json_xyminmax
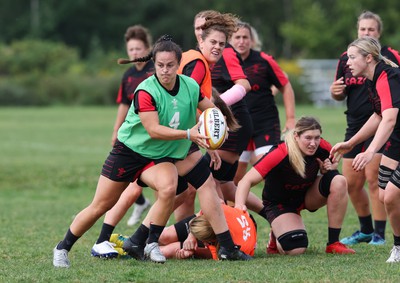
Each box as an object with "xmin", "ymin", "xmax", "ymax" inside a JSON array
[{"xmin": 1, "ymin": 105, "xmax": 400, "ymax": 282}]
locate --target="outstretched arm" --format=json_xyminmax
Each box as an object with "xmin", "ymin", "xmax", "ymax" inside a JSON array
[
  {"xmin": 352, "ymin": 108, "xmax": 397, "ymax": 171},
  {"xmin": 235, "ymin": 168, "xmax": 264, "ymax": 211}
]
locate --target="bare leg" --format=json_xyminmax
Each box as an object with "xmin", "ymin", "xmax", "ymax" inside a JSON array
[
  {"xmin": 173, "ymin": 185, "xmax": 196, "ymax": 222},
  {"xmin": 366, "ymin": 154, "xmax": 386, "ymax": 221},
  {"xmin": 384, "ymin": 183, "xmax": 400, "ymax": 237},
  {"xmin": 103, "ymin": 181, "xmax": 142, "ymax": 226},
  {"xmin": 70, "ymin": 176, "xmax": 128, "ymax": 236},
  {"xmin": 140, "ymin": 163, "xmax": 178, "ymax": 227},
  {"xmin": 342, "ymin": 158, "xmax": 370, "ymax": 217},
  {"xmin": 271, "ymin": 213, "xmax": 306, "ymax": 255}
]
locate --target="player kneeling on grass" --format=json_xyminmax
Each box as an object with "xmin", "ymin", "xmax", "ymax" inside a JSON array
[
  {"xmin": 111, "ymin": 203, "xmax": 257, "ymax": 260},
  {"xmin": 235, "ymin": 116, "xmax": 356, "ymax": 255}
]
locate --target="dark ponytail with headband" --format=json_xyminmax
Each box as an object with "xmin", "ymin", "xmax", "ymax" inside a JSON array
[{"xmin": 118, "ymin": 34, "xmax": 182, "ymax": 65}]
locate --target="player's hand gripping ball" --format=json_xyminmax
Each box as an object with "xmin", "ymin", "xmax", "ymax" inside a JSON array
[{"xmin": 198, "ymin": 108, "xmax": 228, "ymax": 150}]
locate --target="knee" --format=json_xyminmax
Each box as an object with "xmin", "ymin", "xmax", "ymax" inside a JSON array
[
  {"xmin": 282, "ymin": 247, "xmax": 307, "ymax": 255},
  {"xmin": 330, "ymin": 175, "xmax": 348, "ymax": 196},
  {"xmin": 379, "ymin": 190, "xmax": 385, "ymax": 203},
  {"xmin": 277, "ymin": 229, "xmax": 308, "ymax": 255},
  {"xmin": 186, "ymin": 186, "xmax": 197, "ymax": 200},
  {"xmin": 158, "ymin": 183, "xmax": 177, "ymax": 199},
  {"xmin": 88, "ymin": 201, "xmax": 114, "ymax": 218},
  {"xmin": 383, "ymin": 193, "xmax": 397, "ymax": 211}
]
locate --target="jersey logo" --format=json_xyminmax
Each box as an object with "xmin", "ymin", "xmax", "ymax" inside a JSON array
[
  {"xmin": 236, "ymin": 215, "xmax": 251, "ymax": 241},
  {"xmin": 117, "ymin": 167, "xmax": 126, "ymax": 178},
  {"xmin": 171, "ymin": 98, "xmax": 178, "ymax": 109}
]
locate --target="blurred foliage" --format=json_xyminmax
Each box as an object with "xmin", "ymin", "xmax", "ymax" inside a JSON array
[{"xmin": 0, "ymin": 39, "xmax": 124, "ymax": 105}]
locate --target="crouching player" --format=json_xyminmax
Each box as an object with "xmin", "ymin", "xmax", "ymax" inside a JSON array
[{"xmin": 235, "ymin": 116, "xmax": 355, "ymax": 255}]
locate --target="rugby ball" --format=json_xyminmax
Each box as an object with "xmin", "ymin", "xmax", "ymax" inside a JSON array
[{"xmin": 198, "ymin": 108, "xmax": 227, "ymax": 150}]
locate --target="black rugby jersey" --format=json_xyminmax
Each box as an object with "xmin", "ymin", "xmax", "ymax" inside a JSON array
[
  {"xmin": 116, "ymin": 61, "xmax": 155, "ymax": 105},
  {"xmin": 254, "ymin": 139, "xmax": 331, "ymax": 205}
]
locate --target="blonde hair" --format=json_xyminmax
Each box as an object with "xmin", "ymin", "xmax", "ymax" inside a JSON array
[
  {"xmin": 251, "ymin": 26, "xmax": 262, "ymax": 51},
  {"xmin": 284, "ymin": 117, "xmax": 322, "ymax": 178},
  {"xmin": 357, "ymin": 10, "xmax": 383, "ymax": 34},
  {"xmin": 189, "ymin": 215, "xmax": 216, "ymax": 242},
  {"xmin": 348, "ymin": 37, "xmax": 398, "ymax": 68}
]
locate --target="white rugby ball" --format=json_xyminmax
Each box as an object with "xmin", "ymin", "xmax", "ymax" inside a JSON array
[{"xmin": 198, "ymin": 108, "xmax": 227, "ymax": 150}]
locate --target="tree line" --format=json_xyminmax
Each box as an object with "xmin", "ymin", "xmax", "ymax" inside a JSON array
[{"xmin": 1, "ymin": 0, "xmax": 399, "ymax": 106}]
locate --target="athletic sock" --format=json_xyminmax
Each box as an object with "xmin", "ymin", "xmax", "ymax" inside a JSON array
[
  {"xmin": 147, "ymin": 224, "xmax": 165, "ymax": 244},
  {"xmin": 328, "ymin": 227, "xmax": 341, "ymax": 245},
  {"xmin": 374, "ymin": 220, "xmax": 386, "ymax": 239},
  {"xmin": 58, "ymin": 228, "xmax": 80, "ymax": 251},
  {"xmin": 129, "ymin": 224, "xmax": 150, "ymax": 246},
  {"xmin": 135, "ymin": 193, "xmax": 145, "ymax": 205},
  {"xmin": 96, "ymin": 223, "xmax": 115, "ymax": 244},
  {"xmin": 393, "ymin": 235, "xmax": 400, "ymax": 246},
  {"xmin": 359, "ymin": 214, "xmax": 374, "ymax": 234},
  {"xmin": 216, "ymin": 230, "xmax": 235, "ymax": 251}
]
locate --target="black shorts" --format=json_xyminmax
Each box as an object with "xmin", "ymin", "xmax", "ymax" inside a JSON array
[
  {"xmin": 219, "ymin": 108, "xmax": 253, "ymax": 154},
  {"xmin": 252, "ymin": 120, "xmax": 281, "ymax": 148},
  {"xmin": 383, "ymin": 136, "xmax": 400, "ymax": 161},
  {"xmin": 188, "ymin": 142, "xmax": 200, "ymax": 155},
  {"xmin": 101, "ymin": 140, "xmax": 175, "ymax": 182},
  {"xmin": 260, "ymin": 199, "xmax": 304, "ymax": 225}
]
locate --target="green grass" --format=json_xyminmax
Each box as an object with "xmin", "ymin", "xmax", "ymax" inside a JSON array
[{"xmin": 1, "ymin": 105, "xmax": 400, "ymax": 282}]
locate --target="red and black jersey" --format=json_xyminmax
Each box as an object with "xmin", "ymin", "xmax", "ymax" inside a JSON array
[
  {"xmin": 367, "ymin": 61, "xmax": 400, "ymax": 115},
  {"xmin": 211, "ymin": 43, "xmax": 248, "ymax": 113},
  {"xmin": 242, "ymin": 49, "xmax": 288, "ymax": 136},
  {"xmin": 116, "ymin": 61, "xmax": 155, "ymax": 105},
  {"xmin": 254, "ymin": 139, "xmax": 331, "ymax": 206},
  {"xmin": 335, "ymin": 46, "xmax": 400, "ymax": 132},
  {"xmin": 210, "ymin": 44, "xmax": 253, "ymax": 154}
]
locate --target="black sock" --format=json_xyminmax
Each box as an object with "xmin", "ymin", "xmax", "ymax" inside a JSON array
[
  {"xmin": 216, "ymin": 230, "xmax": 235, "ymax": 251},
  {"xmin": 374, "ymin": 220, "xmax": 386, "ymax": 239},
  {"xmin": 393, "ymin": 235, "xmax": 400, "ymax": 246},
  {"xmin": 328, "ymin": 227, "xmax": 341, "ymax": 245},
  {"xmin": 129, "ymin": 224, "xmax": 149, "ymax": 246},
  {"xmin": 135, "ymin": 193, "xmax": 145, "ymax": 205},
  {"xmin": 57, "ymin": 229, "xmax": 80, "ymax": 251},
  {"xmin": 147, "ymin": 224, "xmax": 165, "ymax": 244},
  {"xmin": 96, "ymin": 223, "xmax": 115, "ymax": 244},
  {"xmin": 359, "ymin": 215, "xmax": 374, "ymax": 234}
]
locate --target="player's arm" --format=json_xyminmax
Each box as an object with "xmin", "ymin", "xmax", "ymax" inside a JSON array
[
  {"xmin": 235, "ymin": 168, "xmax": 264, "ymax": 211},
  {"xmin": 278, "ymin": 81, "xmax": 296, "ymax": 132}
]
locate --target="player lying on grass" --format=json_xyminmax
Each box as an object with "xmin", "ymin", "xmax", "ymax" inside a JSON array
[{"xmin": 111, "ymin": 203, "xmax": 257, "ymax": 260}]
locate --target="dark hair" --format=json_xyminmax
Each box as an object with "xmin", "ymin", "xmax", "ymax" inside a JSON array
[
  {"xmin": 118, "ymin": 35, "xmax": 182, "ymax": 65},
  {"xmin": 124, "ymin": 25, "xmax": 152, "ymax": 49},
  {"xmin": 211, "ymin": 87, "xmax": 240, "ymax": 131},
  {"xmin": 151, "ymin": 35, "xmax": 182, "ymax": 63},
  {"xmin": 200, "ymin": 12, "xmax": 239, "ymax": 41}
]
